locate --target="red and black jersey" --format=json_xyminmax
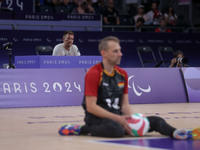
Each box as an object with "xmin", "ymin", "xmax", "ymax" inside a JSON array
[{"xmin": 82, "ymin": 63, "xmax": 128, "ymax": 115}]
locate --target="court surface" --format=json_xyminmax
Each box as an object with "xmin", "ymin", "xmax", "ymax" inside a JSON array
[{"xmin": 1, "ymin": 103, "xmax": 200, "ymax": 150}]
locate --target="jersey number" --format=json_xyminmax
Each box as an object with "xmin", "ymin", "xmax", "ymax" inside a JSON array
[{"xmin": 106, "ymin": 98, "xmax": 120, "ymax": 110}]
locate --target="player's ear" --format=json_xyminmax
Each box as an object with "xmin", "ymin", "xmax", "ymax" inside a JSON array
[
  {"xmin": 100, "ymin": 49, "xmax": 106, "ymax": 56},
  {"xmin": 62, "ymin": 35, "xmax": 65, "ymax": 42}
]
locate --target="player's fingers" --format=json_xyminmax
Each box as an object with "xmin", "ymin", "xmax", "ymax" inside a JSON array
[
  {"xmin": 123, "ymin": 121, "xmax": 133, "ymax": 136},
  {"xmin": 124, "ymin": 115, "xmax": 131, "ymax": 120},
  {"xmin": 125, "ymin": 125, "xmax": 133, "ymax": 136}
]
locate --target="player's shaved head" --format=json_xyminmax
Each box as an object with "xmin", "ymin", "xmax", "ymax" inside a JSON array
[{"xmin": 98, "ymin": 36, "xmax": 120, "ymax": 52}]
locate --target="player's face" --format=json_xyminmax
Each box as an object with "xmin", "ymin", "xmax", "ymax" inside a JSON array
[
  {"xmin": 63, "ymin": 34, "xmax": 74, "ymax": 48},
  {"xmin": 104, "ymin": 41, "xmax": 122, "ymax": 65}
]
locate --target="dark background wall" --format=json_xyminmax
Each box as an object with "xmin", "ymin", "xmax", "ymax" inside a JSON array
[{"xmin": 0, "ymin": 30, "xmax": 200, "ymax": 68}]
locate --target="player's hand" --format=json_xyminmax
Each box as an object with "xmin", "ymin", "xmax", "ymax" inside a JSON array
[{"xmin": 116, "ymin": 115, "xmax": 133, "ymax": 136}]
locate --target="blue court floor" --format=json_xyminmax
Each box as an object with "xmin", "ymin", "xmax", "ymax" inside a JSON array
[{"xmin": 97, "ymin": 137, "xmax": 200, "ymax": 150}]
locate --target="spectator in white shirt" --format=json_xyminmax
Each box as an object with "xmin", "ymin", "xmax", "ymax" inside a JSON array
[
  {"xmin": 164, "ymin": 6, "xmax": 178, "ymax": 26},
  {"xmin": 134, "ymin": 5, "xmax": 148, "ymax": 24},
  {"xmin": 145, "ymin": 2, "xmax": 162, "ymax": 25},
  {"xmin": 52, "ymin": 31, "xmax": 81, "ymax": 56}
]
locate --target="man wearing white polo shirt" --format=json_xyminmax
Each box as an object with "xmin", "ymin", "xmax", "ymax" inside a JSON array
[{"xmin": 52, "ymin": 31, "xmax": 81, "ymax": 56}]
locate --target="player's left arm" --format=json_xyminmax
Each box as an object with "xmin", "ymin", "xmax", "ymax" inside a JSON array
[
  {"xmin": 121, "ymin": 94, "xmax": 133, "ymax": 117},
  {"xmin": 121, "ymin": 70, "xmax": 133, "ymax": 117}
]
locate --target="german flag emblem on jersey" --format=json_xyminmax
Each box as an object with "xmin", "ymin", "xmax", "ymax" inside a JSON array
[{"xmin": 118, "ymin": 82, "xmax": 124, "ymax": 88}]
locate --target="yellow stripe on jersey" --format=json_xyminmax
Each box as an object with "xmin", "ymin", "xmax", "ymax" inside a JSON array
[
  {"xmin": 99, "ymin": 71, "xmax": 103, "ymax": 86},
  {"xmin": 115, "ymin": 68, "xmax": 125, "ymax": 78},
  {"xmin": 103, "ymin": 69, "xmax": 115, "ymax": 77}
]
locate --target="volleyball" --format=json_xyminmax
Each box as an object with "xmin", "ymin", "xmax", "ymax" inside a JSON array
[{"xmin": 127, "ymin": 113, "xmax": 150, "ymax": 136}]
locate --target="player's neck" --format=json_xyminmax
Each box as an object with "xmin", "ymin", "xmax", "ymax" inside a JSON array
[{"xmin": 102, "ymin": 61, "xmax": 114, "ymax": 74}]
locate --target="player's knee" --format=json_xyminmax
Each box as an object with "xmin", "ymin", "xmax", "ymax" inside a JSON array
[{"xmin": 105, "ymin": 122, "xmax": 125, "ymax": 137}]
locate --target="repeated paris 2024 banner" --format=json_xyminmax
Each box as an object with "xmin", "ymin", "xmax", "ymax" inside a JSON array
[
  {"xmin": 0, "ymin": 69, "xmax": 85, "ymax": 108},
  {"xmin": 0, "ymin": 68, "xmax": 189, "ymax": 108}
]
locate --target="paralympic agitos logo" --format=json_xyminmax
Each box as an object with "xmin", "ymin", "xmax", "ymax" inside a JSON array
[{"xmin": 128, "ymin": 75, "xmax": 151, "ymax": 96}]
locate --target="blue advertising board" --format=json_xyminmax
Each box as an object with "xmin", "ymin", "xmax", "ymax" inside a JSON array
[
  {"xmin": 182, "ymin": 67, "xmax": 200, "ymax": 103},
  {"xmin": 15, "ymin": 56, "xmax": 102, "ymax": 68},
  {"xmin": 0, "ymin": 68, "xmax": 187, "ymax": 108}
]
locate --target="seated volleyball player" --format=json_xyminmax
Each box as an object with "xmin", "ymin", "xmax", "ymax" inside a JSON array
[{"xmin": 58, "ymin": 36, "xmax": 200, "ymax": 139}]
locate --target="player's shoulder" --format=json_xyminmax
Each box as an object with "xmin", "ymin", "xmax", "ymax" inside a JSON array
[
  {"xmin": 114, "ymin": 65, "xmax": 128, "ymax": 77},
  {"xmin": 86, "ymin": 63, "xmax": 102, "ymax": 75}
]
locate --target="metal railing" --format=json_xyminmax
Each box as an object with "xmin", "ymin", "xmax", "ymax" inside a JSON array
[
  {"xmin": 1, "ymin": 22, "xmax": 200, "ymax": 33},
  {"xmin": 0, "ymin": 23, "xmax": 15, "ymax": 30},
  {"xmin": 102, "ymin": 25, "xmax": 186, "ymax": 33},
  {"xmin": 14, "ymin": 23, "xmax": 102, "ymax": 31}
]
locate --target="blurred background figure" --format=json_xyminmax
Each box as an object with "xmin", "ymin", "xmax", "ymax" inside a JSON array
[
  {"xmin": 134, "ymin": 17, "xmax": 145, "ymax": 32},
  {"xmin": 134, "ymin": 5, "xmax": 148, "ymax": 25},
  {"xmin": 35, "ymin": 0, "xmax": 41, "ymax": 12},
  {"xmin": 92, "ymin": 0, "xmax": 105, "ymax": 14},
  {"xmin": 102, "ymin": 0, "xmax": 120, "ymax": 25},
  {"xmin": 61, "ymin": 0, "xmax": 76, "ymax": 13},
  {"xmin": 72, "ymin": 0, "xmax": 95, "ymax": 14},
  {"xmin": 47, "ymin": 0, "xmax": 61, "ymax": 12},
  {"xmin": 72, "ymin": 0, "xmax": 87, "ymax": 14},
  {"xmin": 126, "ymin": 0, "xmax": 138, "ymax": 19},
  {"xmin": 169, "ymin": 50, "xmax": 189, "ymax": 67},
  {"xmin": 85, "ymin": 0, "xmax": 95, "ymax": 13},
  {"xmin": 164, "ymin": 6, "xmax": 178, "ymax": 26},
  {"xmin": 145, "ymin": 1, "xmax": 162, "ymax": 25},
  {"xmin": 155, "ymin": 18, "xmax": 171, "ymax": 32}
]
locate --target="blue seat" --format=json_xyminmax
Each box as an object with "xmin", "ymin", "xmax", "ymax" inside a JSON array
[
  {"xmin": 55, "ymin": 6, "xmax": 69, "ymax": 14},
  {"xmin": 36, "ymin": 46, "xmax": 53, "ymax": 55},
  {"xmin": 158, "ymin": 46, "xmax": 174, "ymax": 67},
  {"xmin": 119, "ymin": 15, "xmax": 131, "ymax": 25},
  {"xmin": 137, "ymin": 46, "xmax": 157, "ymax": 67},
  {"xmin": 39, "ymin": 5, "xmax": 54, "ymax": 13}
]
